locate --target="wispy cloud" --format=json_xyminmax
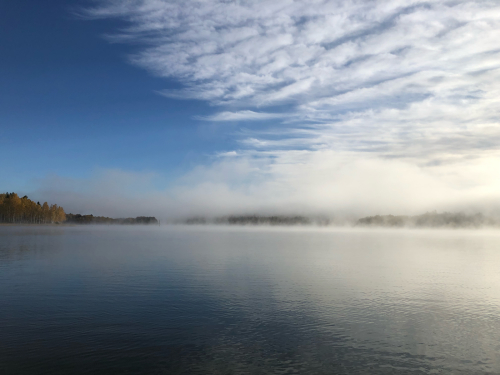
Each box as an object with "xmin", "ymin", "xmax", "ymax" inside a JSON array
[
  {"xmin": 83, "ymin": 0, "xmax": 500, "ymax": 159},
  {"xmin": 197, "ymin": 110, "xmax": 287, "ymax": 122},
  {"xmin": 77, "ymin": 0, "xmax": 500, "ymax": 215}
]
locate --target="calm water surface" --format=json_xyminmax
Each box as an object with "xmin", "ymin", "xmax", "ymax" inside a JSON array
[{"xmin": 1, "ymin": 225, "xmax": 500, "ymax": 374}]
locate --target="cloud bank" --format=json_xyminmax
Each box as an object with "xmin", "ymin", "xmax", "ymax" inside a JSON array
[
  {"xmin": 33, "ymin": 152, "xmax": 500, "ymax": 220},
  {"xmin": 69, "ymin": 0, "xmax": 500, "ymax": 218}
]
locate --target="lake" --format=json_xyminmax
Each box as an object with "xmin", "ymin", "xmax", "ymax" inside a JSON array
[{"xmin": 1, "ymin": 225, "xmax": 500, "ymax": 374}]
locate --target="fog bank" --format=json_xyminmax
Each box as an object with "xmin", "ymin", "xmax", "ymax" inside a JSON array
[{"xmin": 26, "ymin": 151, "xmax": 500, "ymax": 221}]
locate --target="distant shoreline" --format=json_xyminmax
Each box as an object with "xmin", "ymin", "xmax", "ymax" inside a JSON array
[
  {"xmin": 179, "ymin": 212, "xmax": 500, "ymax": 229},
  {"xmin": 2, "ymin": 190, "xmax": 498, "ymax": 229}
]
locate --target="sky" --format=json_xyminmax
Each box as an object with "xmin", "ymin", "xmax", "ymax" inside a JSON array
[{"xmin": 2, "ymin": 0, "xmax": 500, "ymax": 219}]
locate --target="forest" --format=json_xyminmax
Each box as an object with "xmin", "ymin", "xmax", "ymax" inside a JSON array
[
  {"xmin": 184, "ymin": 215, "xmax": 313, "ymax": 225},
  {"xmin": 0, "ymin": 192, "xmax": 66, "ymax": 224},
  {"xmin": 0, "ymin": 192, "xmax": 158, "ymax": 225},
  {"xmin": 356, "ymin": 212, "xmax": 497, "ymax": 228},
  {"xmin": 65, "ymin": 214, "xmax": 158, "ymax": 225}
]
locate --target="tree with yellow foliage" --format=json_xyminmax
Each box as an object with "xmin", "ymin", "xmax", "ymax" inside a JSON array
[{"xmin": 0, "ymin": 192, "xmax": 66, "ymax": 224}]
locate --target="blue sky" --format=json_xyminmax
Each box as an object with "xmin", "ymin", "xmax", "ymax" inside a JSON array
[
  {"xmin": 0, "ymin": 0, "xmax": 235, "ymax": 190},
  {"xmin": 2, "ymin": 0, "xmax": 500, "ymax": 218}
]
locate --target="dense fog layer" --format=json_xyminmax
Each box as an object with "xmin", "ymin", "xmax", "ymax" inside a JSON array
[{"xmin": 27, "ymin": 153, "xmax": 500, "ymax": 223}]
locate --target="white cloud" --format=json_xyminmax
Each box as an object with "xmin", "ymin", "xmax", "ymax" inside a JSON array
[
  {"xmin": 76, "ymin": 0, "xmax": 500, "ymax": 216},
  {"xmin": 197, "ymin": 110, "xmax": 287, "ymax": 122},
  {"xmin": 84, "ymin": 0, "xmax": 500, "ymax": 156}
]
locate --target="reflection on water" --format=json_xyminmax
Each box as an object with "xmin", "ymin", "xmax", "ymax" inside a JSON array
[{"xmin": 1, "ymin": 225, "xmax": 500, "ymax": 374}]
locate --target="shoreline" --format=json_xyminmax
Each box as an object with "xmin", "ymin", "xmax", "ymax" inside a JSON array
[{"xmin": 2, "ymin": 222, "xmax": 500, "ymax": 230}]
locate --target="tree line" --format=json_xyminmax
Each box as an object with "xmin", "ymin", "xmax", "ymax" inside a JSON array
[
  {"xmin": 184, "ymin": 215, "xmax": 313, "ymax": 225},
  {"xmin": 65, "ymin": 214, "xmax": 158, "ymax": 225},
  {"xmin": 0, "ymin": 192, "xmax": 66, "ymax": 224},
  {"xmin": 356, "ymin": 212, "xmax": 496, "ymax": 228}
]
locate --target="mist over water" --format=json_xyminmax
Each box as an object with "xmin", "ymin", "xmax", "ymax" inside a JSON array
[
  {"xmin": 31, "ymin": 154, "xmax": 500, "ymax": 221},
  {"xmin": 1, "ymin": 225, "xmax": 500, "ymax": 374}
]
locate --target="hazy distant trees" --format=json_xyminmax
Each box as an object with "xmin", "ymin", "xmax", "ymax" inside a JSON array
[
  {"xmin": 221, "ymin": 215, "xmax": 311, "ymax": 225},
  {"xmin": 357, "ymin": 212, "xmax": 494, "ymax": 228},
  {"xmin": 183, "ymin": 215, "xmax": 312, "ymax": 225},
  {"xmin": 0, "ymin": 192, "xmax": 66, "ymax": 224},
  {"xmin": 65, "ymin": 214, "xmax": 158, "ymax": 225}
]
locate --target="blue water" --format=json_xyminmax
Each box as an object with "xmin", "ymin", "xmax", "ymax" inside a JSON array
[{"xmin": 1, "ymin": 225, "xmax": 500, "ymax": 374}]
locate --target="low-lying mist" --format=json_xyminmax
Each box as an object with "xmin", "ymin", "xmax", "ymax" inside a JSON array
[{"xmin": 25, "ymin": 152, "xmax": 500, "ymax": 225}]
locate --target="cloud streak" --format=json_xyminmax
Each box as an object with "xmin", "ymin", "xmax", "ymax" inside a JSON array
[
  {"xmin": 197, "ymin": 110, "xmax": 287, "ymax": 122},
  {"xmin": 83, "ymin": 0, "xmax": 500, "ymax": 158},
  {"xmin": 76, "ymin": 0, "xmax": 500, "ymax": 216}
]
